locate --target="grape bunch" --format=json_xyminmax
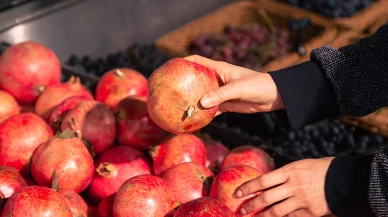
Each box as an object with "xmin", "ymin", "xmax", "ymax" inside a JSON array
[
  {"xmin": 66, "ymin": 42, "xmax": 170, "ymax": 78},
  {"xmin": 189, "ymin": 22, "xmax": 290, "ymax": 71},
  {"xmin": 271, "ymin": 118, "xmax": 385, "ymax": 159},
  {"xmin": 275, "ymin": 0, "xmax": 373, "ymax": 18}
]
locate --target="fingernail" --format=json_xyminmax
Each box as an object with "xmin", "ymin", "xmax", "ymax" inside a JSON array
[
  {"xmin": 234, "ymin": 190, "xmax": 243, "ymax": 198},
  {"xmin": 240, "ymin": 208, "xmax": 247, "ymax": 215},
  {"xmin": 201, "ymin": 96, "xmax": 213, "ymax": 107}
]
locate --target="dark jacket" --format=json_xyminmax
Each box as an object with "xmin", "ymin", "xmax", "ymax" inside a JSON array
[{"xmin": 269, "ymin": 24, "xmax": 388, "ymax": 217}]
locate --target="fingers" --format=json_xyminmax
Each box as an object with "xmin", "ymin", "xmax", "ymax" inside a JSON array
[
  {"xmin": 183, "ymin": 55, "xmax": 233, "ymax": 83},
  {"xmin": 254, "ymin": 198, "xmax": 301, "ymax": 217},
  {"xmin": 200, "ymin": 82, "xmax": 240, "ymax": 108},
  {"xmin": 235, "ymin": 167, "xmax": 288, "ymax": 199},
  {"xmin": 240, "ymin": 184, "xmax": 293, "ymax": 215}
]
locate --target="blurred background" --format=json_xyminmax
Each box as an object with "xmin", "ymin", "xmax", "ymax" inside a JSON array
[{"xmin": 1, "ymin": 0, "xmax": 388, "ymax": 161}]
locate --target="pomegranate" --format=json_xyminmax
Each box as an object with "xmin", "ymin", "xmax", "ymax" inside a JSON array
[
  {"xmin": 48, "ymin": 95, "xmax": 91, "ymax": 131},
  {"xmin": 113, "ymin": 174, "xmax": 176, "ymax": 217},
  {"xmin": 0, "ymin": 166, "xmax": 27, "ymax": 200},
  {"xmin": 0, "ymin": 113, "xmax": 53, "ymax": 176},
  {"xmin": 221, "ymin": 145, "xmax": 275, "ymax": 174},
  {"xmin": 95, "ymin": 68, "xmax": 148, "ymax": 108},
  {"xmin": 30, "ymin": 130, "xmax": 94, "ymax": 193},
  {"xmin": 113, "ymin": 96, "xmax": 169, "ymax": 151},
  {"xmin": 87, "ymin": 146, "xmax": 151, "ymax": 203},
  {"xmin": 201, "ymin": 134, "xmax": 229, "ymax": 173},
  {"xmin": 60, "ymin": 100, "xmax": 116, "ymax": 155},
  {"xmin": 97, "ymin": 194, "xmax": 115, "ymax": 217},
  {"xmin": 58, "ymin": 189, "xmax": 88, "ymax": 217},
  {"xmin": 51, "ymin": 171, "xmax": 88, "ymax": 217},
  {"xmin": 0, "ymin": 186, "xmax": 72, "ymax": 217},
  {"xmin": 34, "ymin": 76, "xmax": 94, "ymax": 120},
  {"xmin": 147, "ymin": 58, "xmax": 220, "ymax": 134},
  {"xmin": 0, "ymin": 90, "xmax": 20, "ymax": 123},
  {"xmin": 210, "ymin": 165, "xmax": 263, "ymax": 217},
  {"xmin": 0, "ymin": 41, "xmax": 61, "ymax": 103},
  {"xmin": 174, "ymin": 197, "xmax": 235, "ymax": 217},
  {"xmin": 149, "ymin": 133, "xmax": 207, "ymax": 176},
  {"xmin": 162, "ymin": 162, "xmax": 214, "ymax": 203}
]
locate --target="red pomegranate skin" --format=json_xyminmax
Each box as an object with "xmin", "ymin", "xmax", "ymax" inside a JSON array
[
  {"xmin": 0, "ymin": 90, "xmax": 20, "ymax": 123},
  {"xmin": 147, "ymin": 57, "xmax": 220, "ymax": 134},
  {"xmin": 0, "ymin": 166, "xmax": 27, "ymax": 199},
  {"xmin": 30, "ymin": 136, "xmax": 94, "ymax": 193},
  {"xmin": 221, "ymin": 145, "xmax": 275, "ymax": 175},
  {"xmin": 0, "ymin": 41, "xmax": 61, "ymax": 104},
  {"xmin": 149, "ymin": 133, "xmax": 207, "ymax": 176},
  {"xmin": 95, "ymin": 68, "xmax": 148, "ymax": 109},
  {"xmin": 162, "ymin": 162, "xmax": 214, "ymax": 203},
  {"xmin": 201, "ymin": 134, "xmax": 229, "ymax": 173},
  {"xmin": 59, "ymin": 189, "xmax": 88, "ymax": 217},
  {"xmin": 60, "ymin": 100, "xmax": 116, "ymax": 155},
  {"xmin": 35, "ymin": 76, "xmax": 94, "ymax": 120},
  {"xmin": 48, "ymin": 95, "xmax": 92, "ymax": 131},
  {"xmin": 97, "ymin": 194, "xmax": 115, "ymax": 217},
  {"xmin": 87, "ymin": 146, "xmax": 151, "ymax": 203},
  {"xmin": 113, "ymin": 96, "xmax": 170, "ymax": 151},
  {"xmin": 88, "ymin": 206, "xmax": 99, "ymax": 217},
  {"xmin": 0, "ymin": 186, "xmax": 72, "ymax": 217},
  {"xmin": 174, "ymin": 197, "xmax": 236, "ymax": 217},
  {"xmin": 210, "ymin": 165, "xmax": 263, "ymax": 217},
  {"xmin": 113, "ymin": 174, "xmax": 176, "ymax": 217},
  {"xmin": 0, "ymin": 113, "xmax": 53, "ymax": 176}
]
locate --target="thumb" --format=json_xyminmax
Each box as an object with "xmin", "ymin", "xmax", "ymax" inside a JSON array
[{"xmin": 200, "ymin": 82, "xmax": 240, "ymax": 108}]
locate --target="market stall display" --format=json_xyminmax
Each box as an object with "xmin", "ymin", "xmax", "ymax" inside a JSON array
[{"xmin": 0, "ymin": 0, "xmax": 386, "ymax": 216}]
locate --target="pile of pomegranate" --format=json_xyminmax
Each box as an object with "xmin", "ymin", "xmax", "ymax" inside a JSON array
[{"xmin": 0, "ymin": 41, "xmax": 275, "ymax": 217}]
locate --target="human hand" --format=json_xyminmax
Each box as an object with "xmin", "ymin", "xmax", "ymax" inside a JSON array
[
  {"xmin": 234, "ymin": 157, "xmax": 335, "ymax": 217},
  {"xmin": 183, "ymin": 55, "xmax": 284, "ymax": 116}
]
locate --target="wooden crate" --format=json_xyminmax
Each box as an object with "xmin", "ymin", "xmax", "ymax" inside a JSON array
[
  {"xmin": 256, "ymin": 0, "xmax": 388, "ymax": 32},
  {"xmin": 155, "ymin": 0, "xmax": 338, "ymax": 73}
]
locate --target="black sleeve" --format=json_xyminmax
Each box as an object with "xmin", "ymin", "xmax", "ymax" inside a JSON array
[
  {"xmin": 310, "ymin": 24, "xmax": 388, "ymax": 118},
  {"xmin": 267, "ymin": 24, "xmax": 388, "ymax": 217}
]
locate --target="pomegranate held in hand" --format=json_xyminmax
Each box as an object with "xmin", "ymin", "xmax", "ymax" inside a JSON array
[
  {"xmin": 87, "ymin": 146, "xmax": 151, "ymax": 203},
  {"xmin": 221, "ymin": 145, "xmax": 275, "ymax": 174},
  {"xmin": 150, "ymin": 133, "xmax": 207, "ymax": 176},
  {"xmin": 0, "ymin": 90, "xmax": 20, "ymax": 123},
  {"xmin": 147, "ymin": 57, "xmax": 219, "ymax": 134},
  {"xmin": 210, "ymin": 165, "xmax": 263, "ymax": 217},
  {"xmin": 113, "ymin": 96, "xmax": 169, "ymax": 151},
  {"xmin": 0, "ymin": 113, "xmax": 53, "ymax": 176},
  {"xmin": 0, "ymin": 41, "xmax": 61, "ymax": 103},
  {"xmin": 95, "ymin": 68, "xmax": 148, "ymax": 108},
  {"xmin": 35, "ymin": 76, "xmax": 93, "ymax": 120},
  {"xmin": 30, "ymin": 131, "xmax": 94, "ymax": 193},
  {"xmin": 174, "ymin": 197, "xmax": 235, "ymax": 217},
  {"xmin": 1, "ymin": 186, "xmax": 72, "ymax": 217},
  {"xmin": 162, "ymin": 162, "xmax": 214, "ymax": 203},
  {"xmin": 114, "ymin": 174, "xmax": 176, "ymax": 217},
  {"xmin": 61, "ymin": 100, "xmax": 116, "ymax": 155},
  {"xmin": 48, "ymin": 95, "xmax": 91, "ymax": 131},
  {"xmin": 97, "ymin": 194, "xmax": 115, "ymax": 217},
  {"xmin": 0, "ymin": 166, "xmax": 27, "ymax": 199}
]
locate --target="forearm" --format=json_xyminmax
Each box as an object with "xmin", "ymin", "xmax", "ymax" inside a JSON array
[{"xmin": 311, "ymin": 24, "xmax": 388, "ymax": 118}]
